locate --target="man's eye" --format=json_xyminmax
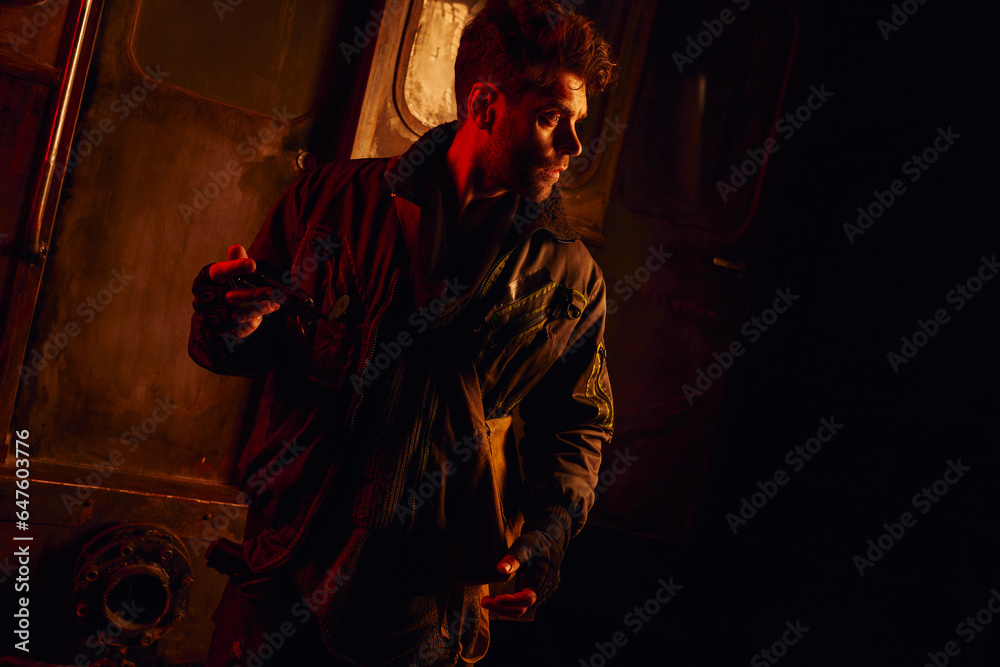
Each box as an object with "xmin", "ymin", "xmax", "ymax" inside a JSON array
[{"xmin": 542, "ymin": 114, "xmax": 560, "ymax": 126}]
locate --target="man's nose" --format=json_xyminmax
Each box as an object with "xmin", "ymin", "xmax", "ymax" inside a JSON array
[{"xmin": 557, "ymin": 123, "xmax": 583, "ymax": 157}]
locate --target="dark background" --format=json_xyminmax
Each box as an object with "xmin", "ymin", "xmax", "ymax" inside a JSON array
[{"xmin": 484, "ymin": 2, "xmax": 997, "ymax": 666}]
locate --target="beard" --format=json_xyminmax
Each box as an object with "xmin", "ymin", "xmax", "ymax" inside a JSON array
[{"xmin": 478, "ymin": 115, "xmax": 557, "ymax": 203}]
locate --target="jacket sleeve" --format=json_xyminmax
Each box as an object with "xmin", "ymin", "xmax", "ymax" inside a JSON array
[
  {"xmin": 187, "ymin": 174, "xmax": 310, "ymax": 378},
  {"xmin": 516, "ymin": 267, "xmax": 614, "ymax": 537}
]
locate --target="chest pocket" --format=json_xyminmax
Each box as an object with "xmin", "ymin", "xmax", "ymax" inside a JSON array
[
  {"xmin": 476, "ymin": 276, "xmax": 589, "ymax": 399},
  {"xmin": 290, "ymin": 226, "xmax": 365, "ymax": 387}
]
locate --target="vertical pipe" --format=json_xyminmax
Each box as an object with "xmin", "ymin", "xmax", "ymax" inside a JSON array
[{"xmin": 26, "ymin": 0, "xmax": 97, "ymax": 260}]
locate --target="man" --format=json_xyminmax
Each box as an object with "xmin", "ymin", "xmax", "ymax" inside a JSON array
[{"xmin": 189, "ymin": 1, "xmax": 617, "ymax": 663}]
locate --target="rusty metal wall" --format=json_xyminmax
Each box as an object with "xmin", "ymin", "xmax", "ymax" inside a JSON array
[
  {"xmin": 1, "ymin": 0, "xmax": 361, "ymax": 661},
  {"xmin": 15, "ymin": 3, "xmax": 316, "ymax": 481}
]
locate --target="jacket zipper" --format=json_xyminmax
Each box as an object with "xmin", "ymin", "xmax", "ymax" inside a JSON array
[
  {"xmin": 595, "ymin": 343, "xmax": 613, "ymax": 426},
  {"xmin": 492, "ymin": 305, "xmax": 549, "ymax": 342},
  {"xmin": 405, "ymin": 380, "xmax": 437, "ymax": 537},
  {"xmin": 380, "ymin": 355, "xmax": 405, "ymax": 434},
  {"xmin": 344, "ymin": 215, "xmax": 562, "ymax": 484},
  {"xmin": 348, "ymin": 270, "xmax": 400, "ymax": 431},
  {"xmin": 470, "ymin": 225, "xmax": 548, "ymax": 315}
]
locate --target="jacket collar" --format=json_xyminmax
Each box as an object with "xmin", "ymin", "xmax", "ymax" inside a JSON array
[{"xmin": 382, "ymin": 121, "xmax": 581, "ymax": 244}]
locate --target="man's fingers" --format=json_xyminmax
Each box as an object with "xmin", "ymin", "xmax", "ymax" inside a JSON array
[
  {"xmin": 232, "ymin": 301, "xmax": 281, "ymax": 324},
  {"xmin": 481, "ymin": 597, "xmax": 530, "ymax": 615},
  {"xmin": 481, "ymin": 590, "xmax": 536, "ymax": 608},
  {"xmin": 235, "ymin": 318, "xmax": 261, "ymax": 339},
  {"xmin": 209, "ymin": 257, "xmax": 256, "ymax": 283},
  {"xmin": 497, "ymin": 555, "xmax": 520, "ymax": 576},
  {"xmin": 208, "ymin": 245, "xmax": 255, "ymax": 282},
  {"xmin": 480, "ymin": 589, "xmax": 537, "ymax": 616},
  {"xmin": 225, "ymin": 286, "xmax": 278, "ymax": 305}
]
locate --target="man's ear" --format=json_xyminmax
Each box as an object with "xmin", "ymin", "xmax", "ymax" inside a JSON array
[{"xmin": 466, "ymin": 82, "xmax": 501, "ymax": 131}]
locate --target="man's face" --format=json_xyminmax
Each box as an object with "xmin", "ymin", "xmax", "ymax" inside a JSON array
[{"xmin": 480, "ymin": 70, "xmax": 588, "ymax": 203}]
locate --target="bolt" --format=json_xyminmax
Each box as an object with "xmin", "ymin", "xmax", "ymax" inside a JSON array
[
  {"xmin": 76, "ymin": 601, "xmax": 89, "ymax": 617},
  {"xmin": 181, "ymin": 576, "xmax": 194, "ymax": 588},
  {"xmin": 159, "ymin": 548, "xmax": 173, "ymax": 561},
  {"xmin": 297, "ymin": 151, "xmax": 317, "ymax": 171},
  {"xmin": 85, "ymin": 569, "xmax": 99, "ymax": 582},
  {"xmin": 140, "ymin": 631, "xmax": 154, "ymax": 646},
  {"xmin": 119, "ymin": 543, "xmax": 133, "ymax": 557}
]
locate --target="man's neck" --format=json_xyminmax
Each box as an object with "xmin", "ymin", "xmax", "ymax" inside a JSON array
[{"xmin": 445, "ymin": 126, "xmax": 508, "ymax": 234}]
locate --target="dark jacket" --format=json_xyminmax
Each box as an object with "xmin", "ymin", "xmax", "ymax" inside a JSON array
[{"xmin": 188, "ymin": 122, "xmax": 613, "ymax": 592}]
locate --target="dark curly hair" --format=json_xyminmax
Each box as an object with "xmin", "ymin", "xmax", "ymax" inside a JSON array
[{"xmin": 455, "ymin": 0, "xmax": 619, "ymax": 120}]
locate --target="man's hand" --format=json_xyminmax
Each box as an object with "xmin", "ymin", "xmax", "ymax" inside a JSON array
[
  {"xmin": 480, "ymin": 556, "xmax": 537, "ymax": 617},
  {"xmin": 480, "ymin": 517, "xmax": 568, "ymax": 616},
  {"xmin": 196, "ymin": 244, "xmax": 281, "ymax": 338}
]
